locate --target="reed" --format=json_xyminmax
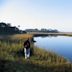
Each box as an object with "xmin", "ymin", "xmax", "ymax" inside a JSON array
[{"xmin": 0, "ymin": 34, "xmax": 72, "ymax": 72}]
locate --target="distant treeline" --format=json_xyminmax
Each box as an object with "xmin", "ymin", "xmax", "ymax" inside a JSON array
[
  {"xmin": 0, "ymin": 22, "xmax": 26, "ymax": 35},
  {"xmin": 0, "ymin": 22, "xmax": 59, "ymax": 35},
  {"xmin": 25, "ymin": 28, "xmax": 59, "ymax": 33}
]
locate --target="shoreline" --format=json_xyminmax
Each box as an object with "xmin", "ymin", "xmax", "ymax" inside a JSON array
[{"xmin": 27, "ymin": 32, "xmax": 72, "ymax": 37}]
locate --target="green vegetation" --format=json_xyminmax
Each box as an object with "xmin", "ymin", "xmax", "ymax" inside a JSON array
[
  {"xmin": 0, "ymin": 22, "xmax": 26, "ymax": 35},
  {"xmin": 0, "ymin": 34, "xmax": 72, "ymax": 72}
]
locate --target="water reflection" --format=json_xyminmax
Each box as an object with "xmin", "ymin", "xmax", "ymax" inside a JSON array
[{"xmin": 34, "ymin": 36, "xmax": 72, "ymax": 61}]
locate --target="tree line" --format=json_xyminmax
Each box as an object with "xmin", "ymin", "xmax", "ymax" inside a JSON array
[
  {"xmin": 0, "ymin": 22, "xmax": 26, "ymax": 35},
  {"xmin": 25, "ymin": 28, "xmax": 59, "ymax": 33},
  {"xmin": 0, "ymin": 22, "xmax": 59, "ymax": 35}
]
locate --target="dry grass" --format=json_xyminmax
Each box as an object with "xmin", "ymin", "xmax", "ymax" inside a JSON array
[
  {"xmin": 9, "ymin": 34, "xmax": 33, "ymax": 40},
  {"xmin": 0, "ymin": 34, "xmax": 72, "ymax": 72}
]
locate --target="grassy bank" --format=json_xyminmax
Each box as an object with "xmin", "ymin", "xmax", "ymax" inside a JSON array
[{"xmin": 0, "ymin": 34, "xmax": 72, "ymax": 72}]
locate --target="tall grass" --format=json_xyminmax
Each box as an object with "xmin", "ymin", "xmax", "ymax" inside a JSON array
[
  {"xmin": 0, "ymin": 34, "xmax": 72, "ymax": 72},
  {"xmin": 0, "ymin": 34, "xmax": 33, "ymax": 60}
]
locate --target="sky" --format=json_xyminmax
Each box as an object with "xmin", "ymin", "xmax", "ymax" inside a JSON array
[{"xmin": 0, "ymin": 0, "xmax": 72, "ymax": 32}]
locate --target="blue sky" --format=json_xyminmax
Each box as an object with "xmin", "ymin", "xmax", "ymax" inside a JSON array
[{"xmin": 0, "ymin": 0, "xmax": 72, "ymax": 32}]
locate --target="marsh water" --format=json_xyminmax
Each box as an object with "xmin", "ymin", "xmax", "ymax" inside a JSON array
[{"xmin": 34, "ymin": 36, "xmax": 72, "ymax": 61}]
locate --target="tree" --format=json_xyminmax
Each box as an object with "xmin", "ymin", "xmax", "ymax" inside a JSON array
[{"xmin": 7, "ymin": 23, "xmax": 11, "ymax": 27}]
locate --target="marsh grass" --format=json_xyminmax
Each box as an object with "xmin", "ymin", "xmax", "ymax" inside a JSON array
[{"xmin": 0, "ymin": 34, "xmax": 72, "ymax": 72}]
